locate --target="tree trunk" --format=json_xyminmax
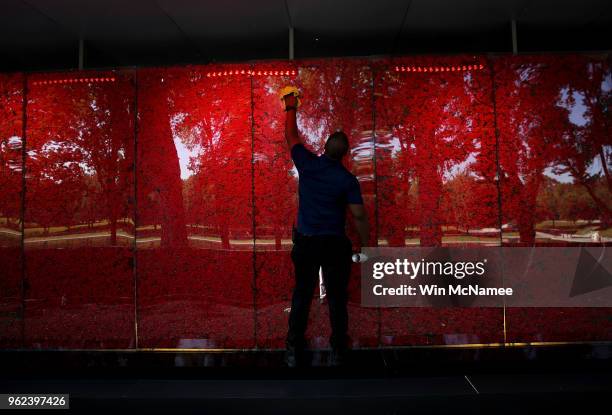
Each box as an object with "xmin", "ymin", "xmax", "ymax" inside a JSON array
[
  {"xmin": 139, "ymin": 74, "xmax": 189, "ymax": 249},
  {"xmin": 580, "ymin": 179, "xmax": 612, "ymax": 227},
  {"xmin": 418, "ymin": 165, "xmax": 443, "ymax": 247},
  {"xmin": 110, "ymin": 212, "xmax": 117, "ymax": 246},
  {"xmin": 517, "ymin": 205, "xmax": 536, "ymax": 245},
  {"xmin": 513, "ymin": 174, "xmax": 540, "ymax": 245}
]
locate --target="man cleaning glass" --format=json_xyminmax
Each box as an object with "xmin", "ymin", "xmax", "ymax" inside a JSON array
[{"xmin": 282, "ymin": 87, "xmax": 369, "ymax": 367}]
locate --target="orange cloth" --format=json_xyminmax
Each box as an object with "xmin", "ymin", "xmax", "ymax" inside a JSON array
[{"xmin": 279, "ymin": 85, "xmax": 301, "ymax": 108}]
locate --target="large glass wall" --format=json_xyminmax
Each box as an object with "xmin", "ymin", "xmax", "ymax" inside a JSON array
[{"xmin": 0, "ymin": 53, "xmax": 610, "ymax": 349}]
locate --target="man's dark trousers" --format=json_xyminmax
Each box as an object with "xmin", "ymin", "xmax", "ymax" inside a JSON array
[{"xmin": 286, "ymin": 231, "xmax": 353, "ymax": 352}]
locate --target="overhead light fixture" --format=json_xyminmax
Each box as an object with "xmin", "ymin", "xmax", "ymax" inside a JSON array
[
  {"xmin": 32, "ymin": 77, "xmax": 116, "ymax": 86},
  {"xmin": 204, "ymin": 69, "xmax": 296, "ymax": 78},
  {"xmin": 394, "ymin": 63, "xmax": 485, "ymax": 74}
]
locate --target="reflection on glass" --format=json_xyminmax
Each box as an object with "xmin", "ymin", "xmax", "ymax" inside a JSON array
[
  {"xmin": 496, "ymin": 55, "xmax": 612, "ymax": 343},
  {"xmin": 377, "ymin": 57, "xmax": 500, "ymax": 248},
  {"xmin": 375, "ymin": 57, "xmax": 504, "ymax": 346},
  {"xmin": 136, "ymin": 66, "xmax": 255, "ymax": 349},
  {"xmin": 496, "ymin": 55, "xmax": 611, "ymax": 246},
  {"xmin": 137, "ymin": 67, "xmax": 253, "ymax": 250},
  {"xmin": 25, "ymin": 74, "xmax": 135, "ymax": 248},
  {"xmin": 24, "ymin": 71, "xmax": 135, "ymax": 348}
]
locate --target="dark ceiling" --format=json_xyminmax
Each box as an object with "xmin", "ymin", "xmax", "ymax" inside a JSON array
[{"xmin": 1, "ymin": 0, "xmax": 611, "ymax": 72}]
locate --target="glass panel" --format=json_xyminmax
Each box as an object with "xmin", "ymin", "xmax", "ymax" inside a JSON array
[
  {"xmin": 0, "ymin": 73, "xmax": 24, "ymax": 347},
  {"xmin": 24, "ymin": 71, "xmax": 136, "ymax": 348},
  {"xmin": 496, "ymin": 54, "xmax": 612, "ymax": 342},
  {"xmin": 251, "ymin": 63, "xmax": 299, "ymax": 348},
  {"xmin": 375, "ymin": 57, "xmax": 504, "ymax": 345},
  {"xmin": 252, "ymin": 59, "xmax": 379, "ymax": 349},
  {"xmin": 136, "ymin": 66, "xmax": 255, "ymax": 348}
]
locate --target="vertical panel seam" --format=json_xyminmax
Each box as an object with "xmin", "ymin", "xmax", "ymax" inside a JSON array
[
  {"xmin": 133, "ymin": 69, "xmax": 139, "ymax": 349},
  {"xmin": 20, "ymin": 73, "xmax": 28, "ymax": 349},
  {"xmin": 487, "ymin": 56, "xmax": 508, "ymax": 345},
  {"xmin": 370, "ymin": 62, "xmax": 382, "ymax": 348},
  {"xmin": 249, "ymin": 66, "xmax": 258, "ymax": 348}
]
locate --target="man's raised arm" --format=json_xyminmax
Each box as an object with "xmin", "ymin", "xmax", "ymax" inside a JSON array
[{"xmin": 283, "ymin": 93, "xmax": 301, "ymax": 151}]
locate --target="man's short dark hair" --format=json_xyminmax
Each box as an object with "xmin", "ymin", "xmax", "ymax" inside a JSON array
[{"xmin": 324, "ymin": 131, "xmax": 349, "ymax": 160}]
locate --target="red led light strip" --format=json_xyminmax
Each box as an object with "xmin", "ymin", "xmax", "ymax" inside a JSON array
[
  {"xmin": 206, "ymin": 69, "xmax": 296, "ymax": 77},
  {"xmin": 33, "ymin": 77, "xmax": 116, "ymax": 86},
  {"xmin": 394, "ymin": 64, "xmax": 485, "ymax": 73},
  {"xmin": 33, "ymin": 70, "xmax": 296, "ymax": 84}
]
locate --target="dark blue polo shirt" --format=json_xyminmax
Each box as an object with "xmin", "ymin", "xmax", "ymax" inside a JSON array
[{"xmin": 291, "ymin": 143, "xmax": 363, "ymax": 236}]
